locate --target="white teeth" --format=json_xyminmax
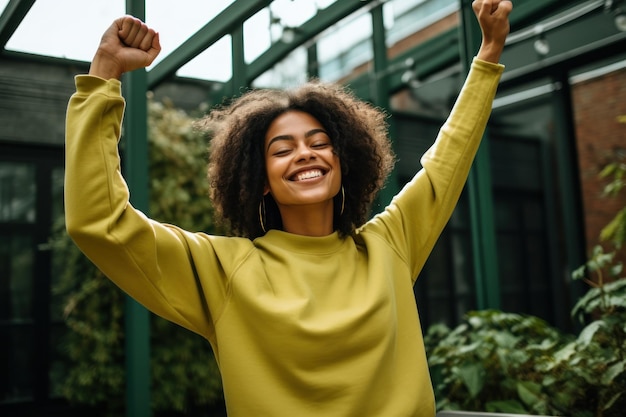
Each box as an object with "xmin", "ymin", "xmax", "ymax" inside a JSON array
[{"xmin": 295, "ymin": 169, "xmax": 323, "ymax": 181}]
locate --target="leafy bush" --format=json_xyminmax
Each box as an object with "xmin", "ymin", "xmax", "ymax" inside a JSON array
[
  {"xmin": 426, "ymin": 294, "xmax": 626, "ymax": 416},
  {"xmin": 53, "ymin": 97, "xmax": 224, "ymax": 416},
  {"xmin": 425, "ymin": 311, "xmax": 573, "ymax": 415}
]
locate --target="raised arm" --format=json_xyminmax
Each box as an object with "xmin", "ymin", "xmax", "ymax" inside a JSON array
[
  {"xmin": 64, "ymin": 17, "xmax": 230, "ymax": 339},
  {"xmin": 89, "ymin": 15, "xmax": 161, "ymax": 80},
  {"xmin": 364, "ymin": 0, "xmax": 511, "ymax": 279}
]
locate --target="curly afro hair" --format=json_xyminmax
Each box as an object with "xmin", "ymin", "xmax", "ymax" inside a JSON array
[{"xmin": 197, "ymin": 81, "xmax": 395, "ymax": 240}]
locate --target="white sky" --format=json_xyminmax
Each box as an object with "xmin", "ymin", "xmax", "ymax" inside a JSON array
[{"xmin": 1, "ymin": 0, "xmax": 334, "ymax": 81}]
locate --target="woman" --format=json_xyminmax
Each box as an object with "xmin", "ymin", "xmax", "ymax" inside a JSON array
[{"xmin": 65, "ymin": 1, "xmax": 512, "ymax": 416}]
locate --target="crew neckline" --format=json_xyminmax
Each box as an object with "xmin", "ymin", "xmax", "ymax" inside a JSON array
[{"xmin": 255, "ymin": 229, "xmax": 346, "ymax": 254}]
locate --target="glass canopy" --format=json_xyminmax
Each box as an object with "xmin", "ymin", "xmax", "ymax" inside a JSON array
[{"xmin": 1, "ymin": 0, "xmax": 345, "ymax": 81}]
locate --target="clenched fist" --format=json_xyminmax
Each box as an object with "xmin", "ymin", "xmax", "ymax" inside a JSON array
[{"xmin": 89, "ymin": 16, "xmax": 161, "ymax": 80}]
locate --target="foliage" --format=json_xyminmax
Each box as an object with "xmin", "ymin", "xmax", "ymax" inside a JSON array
[
  {"xmin": 598, "ymin": 149, "xmax": 626, "ymax": 249},
  {"xmin": 53, "ymin": 97, "xmax": 224, "ymax": 416},
  {"xmin": 426, "ymin": 150, "xmax": 626, "ymax": 417},
  {"xmin": 425, "ymin": 311, "xmax": 574, "ymax": 415}
]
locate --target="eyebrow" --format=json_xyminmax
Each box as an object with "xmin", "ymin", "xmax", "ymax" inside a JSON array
[{"xmin": 266, "ymin": 128, "xmax": 328, "ymax": 153}]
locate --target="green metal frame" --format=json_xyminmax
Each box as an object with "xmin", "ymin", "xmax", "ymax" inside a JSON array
[
  {"xmin": 0, "ymin": 0, "xmax": 35, "ymax": 49},
  {"xmin": 2, "ymin": 0, "xmax": 620, "ymax": 414},
  {"xmin": 124, "ymin": 2, "xmax": 151, "ymax": 416},
  {"xmin": 147, "ymin": 0, "xmax": 272, "ymax": 88},
  {"xmin": 458, "ymin": 0, "xmax": 500, "ymax": 310}
]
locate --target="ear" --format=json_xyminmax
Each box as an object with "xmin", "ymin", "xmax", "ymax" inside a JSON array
[{"xmin": 263, "ymin": 184, "xmax": 270, "ymax": 196}]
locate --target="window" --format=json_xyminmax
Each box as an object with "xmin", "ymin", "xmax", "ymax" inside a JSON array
[{"xmin": 0, "ymin": 145, "xmax": 65, "ymax": 411}]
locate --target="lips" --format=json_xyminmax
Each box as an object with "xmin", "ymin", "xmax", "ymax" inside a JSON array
[{"xmin": 289, "ymin": 168, "xmax": 327, "ymax": 181}]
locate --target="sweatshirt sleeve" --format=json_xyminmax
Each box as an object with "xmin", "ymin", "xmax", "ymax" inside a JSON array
[
  {"xmin": 64, "ymin": 75, "xmax": 237, "ymax": 340},
  {"xmin": 363, "ymin": 58, "xmax": 504, "ymax": 281}
]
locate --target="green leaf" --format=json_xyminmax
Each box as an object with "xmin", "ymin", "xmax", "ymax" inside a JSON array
[
  {"xmin": 601, "ymin": 360, "xmax": 626, "ymax": 385},
  {"xmin": 572, "ymin": 264, "xmax": 587, "ymax": 280},
  {"xmin": 456, "ymin": 363, "xmax": 485, "ymax": 398},
  {"xmin": 517, "ymin": 380, "xmax": 542, "ymax": 407},
  {"xmin": 486, "ymin": 399, "xmax": 529, "ymax": 414},
  {"xmin": 603, "ymin": 392, "xmax": 623, "ymax": 410},
  {"xmin": 578, "ymin": 320, "xmax": 605, "ymax": 347}
]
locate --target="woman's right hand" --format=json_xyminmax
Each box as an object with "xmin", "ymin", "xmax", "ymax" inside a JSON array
[{"xmin": 89, "ymin": 15, "xmax": 161, "ymax": 80}]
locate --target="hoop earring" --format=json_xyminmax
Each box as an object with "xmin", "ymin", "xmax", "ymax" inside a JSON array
[
  {"xmin": 340, "ymin": 185, "xmax": 345, "ymax": 216},
  {"xmin": 259, "ymin": 197, "xmax": 267, "ymax": 233}
]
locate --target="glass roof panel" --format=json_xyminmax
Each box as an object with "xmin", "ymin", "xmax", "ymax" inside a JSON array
[
  {"xmin": 317, "ymin": 11, "xmax": 373, "ymax": 82},
  {"xmin": 3, "ymin": 0, "xmax": 236, "ymax": 80},
  {"xmin": 5, "ymin": 0, "xmax": 125, "ymax": 61},
  {"xmin": 177, "ymin": 34, "xmax": 232, "ymax": 82},
  {"xmin": 244, "ymin": 7, "xmax": 272, "ymax": 64},
  {"xmin": 1, "ymin": 0, "xmax": 346, "ymax": 82}
]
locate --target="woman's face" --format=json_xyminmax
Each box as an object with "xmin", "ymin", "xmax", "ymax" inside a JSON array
[{"xmin": 264, "ymin": 110, "xmax": 341, "ymax": 211}]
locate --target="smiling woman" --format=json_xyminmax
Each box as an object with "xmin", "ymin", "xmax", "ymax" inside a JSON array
[{"xmin": 64, "ymin": 2, "xmax": 511, "ymax": 416}]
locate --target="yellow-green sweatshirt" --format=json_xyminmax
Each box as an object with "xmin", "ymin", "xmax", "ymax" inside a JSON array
[{"xmin": 65, "ymin": 57, "xmax": 504, "ymax": 417}]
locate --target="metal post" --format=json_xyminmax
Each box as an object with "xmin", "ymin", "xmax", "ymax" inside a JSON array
[
  {"xmin": 370, "ymin": 3, "xmax": 399, "ymax": 207},
  {"xmin": 123, "ymin": 1, "xmax": 151, "ymax": 416},
  {"xmin": 307, "ymin": 43, "xmax": 319, "ymax": 79},
  {"xmin": 459, "ymin": 0, "xmax": 500, "ymax": 309},
  {"xmin": 551, "ymin": 71, "xmax": 587, "ymax": 308},
  {"xmin": 231, "ymin": 23, "xmax": 246, "ymax": 96}
]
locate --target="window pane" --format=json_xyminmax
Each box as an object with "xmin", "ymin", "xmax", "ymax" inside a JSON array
[
  {"xmin": 50, "ymin": 167, "xmax": 66, "ymax": 322},
  {"xmin": 0, "ymin": 326, "xmax": 34, "ymax": 403},
  {"xmin": 0, "ymin": 234, "xmax": 34, "ymax": 321},
  {"xmin": 48, "ymin": 324, "xmax": 66, "ymax": 399},
  {"xmin": 0, "ymin": 162, "xmax": 36, "ymax": 223},
  {"xmin": 317, "ymin": 12, "xmax": 372, "ymax": 82},
  {"xmin": 385, "ymin": 0, "xmax": 459, "ymax": 48},
  {"xmin": 252, "ymin": 46, "xmax": 308, "ymax": 89},
  {"xmin": 51, "ymin": 167, "xmax": 64, "ymax": 226}
]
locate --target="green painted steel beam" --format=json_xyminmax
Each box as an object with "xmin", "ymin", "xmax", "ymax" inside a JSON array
[
  {"xmin": 370, "ymin": 3, "xmax": 399, "ymax": 207},
  {"xmin": 231, "ymin": 23, "xmax": 246, "ymax": 96},
  {"xmin": 124, "ymin": 1, "xmax": 151, "ymax": 417},
  {"xmin": 147, "ymin": 0, "xmax": 272, "ymax": 89},
  {"xmin": 459, "ymin": 0, "xmax": 500, "ymax": 310},
  {"xmin": 550, "ymin": 71, "xmax": 587, "ymax": 306},
  {"xmin": 0, "ymin": 0, "xmax": 35, "ymax": 50},
  {"xmin": 306, "ymin": 43, "xmax": 319, "ymax": 79},
  {"xmin": 246, "ymin": 0, "xmax": 375, "ymax": 83}
]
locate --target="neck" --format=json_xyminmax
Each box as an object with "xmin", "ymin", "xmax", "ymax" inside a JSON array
[{"xmin": 278, "ymin": 201, "xmax": 335, "ymax": 237}]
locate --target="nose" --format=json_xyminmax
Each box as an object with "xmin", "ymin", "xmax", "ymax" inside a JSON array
[{"xmin": 295, "ymin": 142, "xmax": 315, "ymax": 162}]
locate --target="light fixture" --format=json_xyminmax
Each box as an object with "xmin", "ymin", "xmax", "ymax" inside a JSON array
[
  {"xmin": 615, "ymin": 12, "xmax": 626, "ymax": 31},
  {"xmin": 532, "ymin": 25, "xmax": 550, "ymax": 57},
  {"xmin": 400, "ymin": 58, "xmax": 421, "ymax": 88},
  {"xmin": 281, "ymin": 26, "xmax": 297, "ymax": 44},
  {"xmin": 533, "ymin": 36, "xmax": 550, "ymax": 56},
  {"xmin": 605, "ymin": 0, "xmax": 626, "ymax": 31}
]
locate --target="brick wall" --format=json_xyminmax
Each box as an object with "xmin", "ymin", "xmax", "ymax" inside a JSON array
[{"xmin": 571, "ymin": 67, "xmax": 626, "ymax": 259}]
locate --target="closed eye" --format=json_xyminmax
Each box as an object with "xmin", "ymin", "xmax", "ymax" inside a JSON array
[
  {"xmin": 272, "ymin": 148, "xmax": 292, "ymax": 156},
  {"xmin": 312, "ymin": 142, "xmax": 330, "ymax": 149}
]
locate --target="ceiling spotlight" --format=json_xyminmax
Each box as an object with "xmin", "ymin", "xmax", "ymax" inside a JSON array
[
  {"xmin": 281, "ymin": 27, "xmax": 297, "ymax": 44},
  {"xmin": 533, "ymin": 35, "xmax": 550, "ymax": 56},
  {"xmin": 615, "ymin": 12, "xmax": 626, "ymax": 31},
  {"xmin": 605, "ymin": 0, "xmax": 626, "ymax": 31}
]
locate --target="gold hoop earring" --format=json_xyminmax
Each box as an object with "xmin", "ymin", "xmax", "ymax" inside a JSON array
[
  {"xmin": 259, "ymin": 198, "xmax": 267, "ymax": 233},
  {"xmin": 340, "ymin": 185, "xmax": 345, "ymax": 216}
]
